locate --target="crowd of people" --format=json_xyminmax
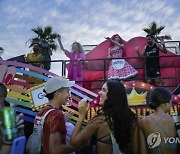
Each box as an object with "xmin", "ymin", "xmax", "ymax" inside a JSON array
[
  {"xmin": 0, "ymin": 76, "xmax": 179, "ymax": 153},
  {"xmin": 1, "ymin": 33, "xmax": 179, "ymax": 154}
]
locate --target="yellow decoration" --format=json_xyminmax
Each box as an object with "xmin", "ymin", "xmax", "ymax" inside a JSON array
[{"xmin": 127, "ymin": 87, "xmax": 147, "ymax": 106}]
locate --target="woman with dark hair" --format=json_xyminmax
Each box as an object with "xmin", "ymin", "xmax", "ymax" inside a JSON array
[
  {"xmin": 139, "ymin": 87, "xmax": 177, "ymax": 154},
  {"xmin": 70, "ymin": 79, "xmax": 145, "ymax": 154},
  {"xmin": 105, "ymin": 34, "xmax": 137, "ymax": 79}
]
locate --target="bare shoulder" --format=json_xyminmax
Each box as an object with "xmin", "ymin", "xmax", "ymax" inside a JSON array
[
  {"xmin": 138, "ymin": 116, "xmax": 152, "ymax": 129},
  {"xmin": 88, "ymin": 114, "xmax": 106, "ymax": 126}
]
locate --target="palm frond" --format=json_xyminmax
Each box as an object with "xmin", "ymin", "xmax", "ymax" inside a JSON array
[
  {"xmin": 49, "ymin": 43, "xmax": 58, "ymax": 51},
  {"xmin": 31, "ymin": 26, "xmax": 43, "ymax": 37},
  {"xmin": 142, "ymin": 21, "xmax": 172, "ymax": 39},
  {"xmin": 156, "ymin": 26, "xmax": 165, "ymax": 35},
  {"xmin": 48, "ymin": 33, "xmax": 59, "ymax": 40},
  {"xmin": 0, "ymin": 47, "xmax": 4, "ymax": 51},
  {"xmin": 28, "ymin": 25, "xmax": 59, "ymax": 52},
  {"xmin": 44, "ymin": 26, "xmax": 53, "ymax": 36},
  {"xmin": 143, "ymin": 28, "xmax": 152, "ymax": 34},
  {"xmin": 157, "ymin": 35, "xmax": 172, "ymax": 40},
  {"xmin": 164, "ymin": 35, "xmax": 172, "ymax": 40}
]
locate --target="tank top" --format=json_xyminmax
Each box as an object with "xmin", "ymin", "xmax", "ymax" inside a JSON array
[{"xmin": 145, "ymin": 43, "xmax": 159, "ymax": 67}]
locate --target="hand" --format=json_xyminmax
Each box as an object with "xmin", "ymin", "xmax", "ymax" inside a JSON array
[
  {"xmin": 160, "ymin": 39, "xmax": 165, "ymax": 45},
  {"xmin": 57, "ymin": 34, "xmax": 61, "ymax": 40},
  {"xmin": 135, "ymin": 44, "xmax": 139, "ymax": 51},
  {"xmin": 64, "ymin": 110, "xmax": 74, "ymax": 122},
  {"xmin": 157, "ymin": 36, "xmax": 165, "ymax": 44},
  {"xmin": 16, "ymin": 113, "xmax": 24, "ymax": 136},
  {"xmin": 78, "ymin": 98, "xmax": 89, "ymax": 117},
  {"xmin": 77, "ymin": 58, "xmax": 81, "ymax": 62},
  {"xmin": 107, "ymin": 54, "xmax": 111, "ymax": 58},
  {"xmin": 105, "ymin": 37, "xmax": 110, "ymax": 40}
]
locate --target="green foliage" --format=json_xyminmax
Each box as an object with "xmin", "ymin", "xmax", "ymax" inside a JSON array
[
  {"xmin": 0, "ymin": 47, "xmax": 4, "ymax": 51},
  {"xmin": 27, "ymin": 25, "xmax": 60, "ymax": 70},
  {"xmin": 143, "ymin": 21, "xmax": 172, "ymax": 40},
  {"xmin": 27, "ymin": 25, "xmax": 59, "ymax": 51}
]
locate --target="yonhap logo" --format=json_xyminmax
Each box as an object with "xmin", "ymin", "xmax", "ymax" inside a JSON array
[{"xmin": 147, "ymin": 132, "xmax": 161, "ymax": 148}]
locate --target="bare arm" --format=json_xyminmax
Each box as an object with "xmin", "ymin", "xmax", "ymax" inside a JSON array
[
  {"xmin": 157, "ymin": 39, "xmax": 167, "ymax": 54},
  {"xmin": 70, "ymin": 116, "xmax": 98, "ymax": 148},
  {"xmin": 138, "ymin": 119, "xmax": 148, "ymax": 154},
  {"xmin": 135, "ymin": 45, "xmax": 146, "ymax": 57},
  {"xmin": 105, "ymin": 37, "xmax": 124, "ymax": 48},
  {"xmin": 70, "ymin": 99, "xmax": 98, "ymax": 148},
  {"xmin": 49, "ymin": 132, "xmax": 74, "ymax": 154},
  {"xmin": 132, "ymin": 122, "xmax": 147, "ymax": 154},
  {"xmin": 57, "ymin": 35, "xmax": 67, "ymax": 53},
  {"xmin": 107, "ymin": 48, "xmax": 111, "ymax": 58}
]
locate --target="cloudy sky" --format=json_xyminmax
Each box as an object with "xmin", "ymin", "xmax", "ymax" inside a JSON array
[{"xmin": 0, "ymin": 0, "xmax": 179, "ymax": 75}]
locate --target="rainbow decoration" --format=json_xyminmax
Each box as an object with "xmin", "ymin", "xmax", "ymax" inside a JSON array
[
  {"xmin": 0, "ymin": 60, "xmax": 179, "ymax": 124},
  {"xmin": 0, "ymin": 60, "xmax": 98, "ymax": 123}
]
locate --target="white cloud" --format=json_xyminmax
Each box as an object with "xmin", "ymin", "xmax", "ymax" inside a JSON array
[{"xmin": 0, "ymin": 0, "xmax": 179, "ymax": 76}]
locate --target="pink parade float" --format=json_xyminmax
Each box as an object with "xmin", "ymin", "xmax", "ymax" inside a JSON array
[{"xmin": 82, "ymin": 35, "xmax": 180, "ymax": 115}]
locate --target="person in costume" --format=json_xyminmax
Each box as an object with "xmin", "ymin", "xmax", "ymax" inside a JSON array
[
  {"xmin": 58, "ymin": 35, "xmax": 85, "ymax": 86},
  {"xmin": 106, "ymin": 34, "xmax": 138, "ymax": 79}
]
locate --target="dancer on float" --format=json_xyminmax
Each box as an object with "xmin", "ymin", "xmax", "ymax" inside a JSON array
[
  {"xmin": 105, "ymin": 34, "xmax": 138, "ymax": 79},
  {"xmin": 58, "ymin": 35, "xmax": 85, "ymax": 87}
]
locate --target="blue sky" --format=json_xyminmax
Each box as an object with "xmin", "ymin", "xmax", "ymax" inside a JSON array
[{"xmin": 0, "ymin": 0, "xmax": 179, "ymax": 75}]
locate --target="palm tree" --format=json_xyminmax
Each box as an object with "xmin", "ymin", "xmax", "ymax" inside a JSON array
[
  {"xmin": 143, "ymin": 21, "xmax": 172, "ymax": 41},
  {"xmin": 27, "ymin": 26, "xmax": 59, "ymax": 70}
]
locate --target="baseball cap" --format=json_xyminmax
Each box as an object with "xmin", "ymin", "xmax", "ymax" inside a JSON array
[{"xmin": 44, "ymin": 77, "xmax": 75, "ymax": 94}]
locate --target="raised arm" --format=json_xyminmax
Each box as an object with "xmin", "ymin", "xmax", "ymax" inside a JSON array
[
  {"xmin": 135, "ymin": 45, "xmax": 146, "ymax": 57},
  {"xmin": 57, "ymin": 35, "xmax": 67, "ymax": 53},
  {"xmin": 157, "ymin": 38, "xmax": 167, "ymax": 54},
  {"xmin": 70, "ymin": 99, "xmax": 98, "ymax": 148},
  {"xmin": 107, "ymin": 48, "xmax": 111, "ymax": 58},
  {"xmin": 105, "ymin": 37, "xmax": 124, "ymax": 48}
]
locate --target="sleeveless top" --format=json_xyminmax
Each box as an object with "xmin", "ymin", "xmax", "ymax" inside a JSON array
[
  {"xmin": 147, "ymin": 114, "xmax": 177, "ymax": 154},
  {"xmin": 145, "ymin": 43, "xmax": 159, "ymax": 67}
]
